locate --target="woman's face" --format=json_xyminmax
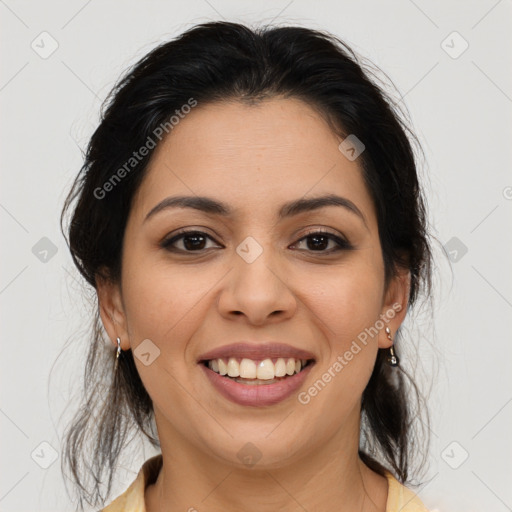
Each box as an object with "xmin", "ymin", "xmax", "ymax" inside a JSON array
[{"xmin": 99, "ymin": 97, "xmax": 409, "ymax": 468}]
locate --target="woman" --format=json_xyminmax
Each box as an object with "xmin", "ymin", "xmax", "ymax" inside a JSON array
[{"xmin": 61, "ymin": 21, "xmax": 435, "ymax": 512}]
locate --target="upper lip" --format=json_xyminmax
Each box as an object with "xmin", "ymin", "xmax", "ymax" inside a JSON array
[{"xmin": 197, "ymin": 342, "xmax": 316, "ymax": 362}]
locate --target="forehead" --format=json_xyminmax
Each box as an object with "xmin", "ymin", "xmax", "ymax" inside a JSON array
[
  {"xmin": 153, "ymin": 97, "xmax": 340, "ymax": 168},
  {"xmin": 132, "ymin": 97, "xmax": 376, "ymax": 226}
]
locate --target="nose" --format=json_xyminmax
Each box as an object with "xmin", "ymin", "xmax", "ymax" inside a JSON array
[{"xmin": 217, "ymin": 244, "xmax": 297, "ymax": 326}]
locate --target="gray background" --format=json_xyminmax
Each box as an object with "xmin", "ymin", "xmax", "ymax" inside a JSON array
[{"xmin": 1, "ymin": 1, "xmax": 511, "ymax": 511}]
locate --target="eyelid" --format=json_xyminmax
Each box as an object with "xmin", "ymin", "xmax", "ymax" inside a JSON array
[
  {"xmin": 161, "ymin": 226, "xmax": 352, "ymax": 254},
  {"xmin": 297, "ymin": 226, "xmax": 347, "ymax": 240},
  {"xmin": 161, "ymin": 228, "xmax": 223, "ymax": 249},
  {"xmin": 292, "ymin": 228, "xmax": 352, "ymax": 252}
]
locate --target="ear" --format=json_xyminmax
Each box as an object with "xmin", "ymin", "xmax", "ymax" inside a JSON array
[
  {"xmin": 96, "ymin": 270, "xmax": 130, "ymax": 351},
  {"xmin": 378, "ymin": 265, "xmax": 411, "ymax": 349}
]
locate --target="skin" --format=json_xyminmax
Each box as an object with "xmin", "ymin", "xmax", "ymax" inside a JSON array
[{"xmin": 97, "ymin": 97, "xmax": 410, "ymax": 512}]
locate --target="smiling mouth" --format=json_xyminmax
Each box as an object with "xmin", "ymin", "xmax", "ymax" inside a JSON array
[{"xmin": 201, "ymin": 357, "xmax": 315, "ymax": 385}]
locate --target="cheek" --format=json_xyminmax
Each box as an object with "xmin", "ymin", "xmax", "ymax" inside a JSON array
[
  {"xmin": 298, "ymin": 264, "xmax": 383, "ymax": 391},
  {"xmin": 120, "ymin": 263, "xmax": 210, "ymax": 421},
  {"xmin": 121, "ymin": 257, "xmax": 221, "ymax": 363},
  {"xmin": 301, "ymin": 262, "xmax": 384, "ymax": 334}
]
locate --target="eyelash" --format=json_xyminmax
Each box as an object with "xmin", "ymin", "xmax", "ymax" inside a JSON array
[{"xmin": 160, "ymin": 228, "xmax": 353, "ymax": 255}]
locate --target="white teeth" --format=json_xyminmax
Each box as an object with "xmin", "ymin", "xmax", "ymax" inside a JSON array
[
  {"xmin": 207, "ymin": 356, "xmax": 310, "ymax": 379},
  {"xmin": 256, "ymin": 359, "xmax": 274, "ymax": 380},
  {"xmin": 227, "ymin": 357, "xmax": 240, "ymax": 377},
  {"xmin": 240, "ymin": 358, "xmax": 257, "ymax": 379},
  {"xmin": 274, "ymin": 358, "xmax": 287, "ymax": 377},
  {"xmin": 218, "ymin": 358, "xmax": 228, "ymax": 375}
]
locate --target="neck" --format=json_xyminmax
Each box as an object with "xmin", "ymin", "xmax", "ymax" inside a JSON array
[{"xmin": 145, "ymin": 410, "xmax": 388, "ymax": 512}]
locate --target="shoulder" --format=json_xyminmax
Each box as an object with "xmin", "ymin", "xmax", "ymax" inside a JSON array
[
  {"xmin": 100, "ymin": 454, "xmax": 163, "ymax": 512},
  {"xmin": 384, "ymin": 471, "xmax": 432, "ymax": 512}
]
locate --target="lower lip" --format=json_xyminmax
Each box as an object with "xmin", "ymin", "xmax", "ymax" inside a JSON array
[{"xmin": 200, "ymin": 363, "xmax": 314, "ymax": 407}]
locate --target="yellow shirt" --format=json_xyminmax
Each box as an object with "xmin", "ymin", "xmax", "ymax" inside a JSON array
[{"xmin": 101, "ymin": 455, "xmax": 431, "ymax": 511}]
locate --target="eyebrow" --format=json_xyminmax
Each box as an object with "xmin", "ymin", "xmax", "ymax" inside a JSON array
[{"xmin": 144, "ymin": 194, "xmax": 368, "ymax": 229}]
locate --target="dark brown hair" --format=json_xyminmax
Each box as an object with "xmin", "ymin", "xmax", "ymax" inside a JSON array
[{"xmin": 61, "ymin": 20, "xmax": 435, "ymax": 510}]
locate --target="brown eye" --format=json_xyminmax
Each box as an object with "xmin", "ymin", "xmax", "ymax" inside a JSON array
[
  {"xmin": 161, "ymin": 230, "xmax": 220, "ymax": 252},
  {"xmin": 161, "ymin": 229, "xmax": 352, "ymax": 255},
  {"xmin": 291, "ymin": 231, "xmax": 352, "ymax": 254}
]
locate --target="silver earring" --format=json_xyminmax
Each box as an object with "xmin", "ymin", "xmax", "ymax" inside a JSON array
[
  {"xmin": 385, "ymin": 327, "xmax": 399, "ymax": 367},
  {"xmin": 114, "ymin": 337, "xmax": 122, "ymax": 372}
]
